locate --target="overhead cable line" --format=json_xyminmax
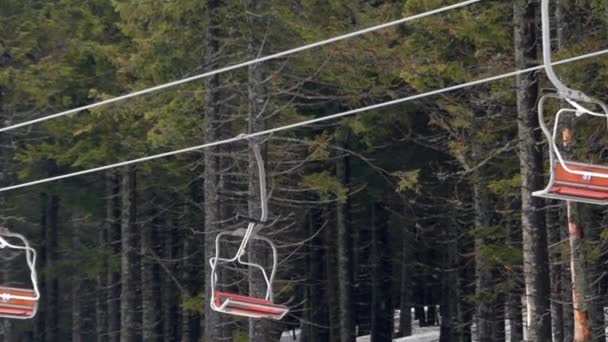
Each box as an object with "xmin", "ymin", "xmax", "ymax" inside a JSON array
[
  {"xmin": 1, "ymin": 47, "xmax": 608, "ymax": 193},
  {"xmin": 0, "ymin": 0, "xmax": 481, "ymax": 133}
]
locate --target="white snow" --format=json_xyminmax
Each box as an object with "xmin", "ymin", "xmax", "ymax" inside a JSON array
[{"xmin": 280, "ymin": 308, "xmax": 440, "ymax": 342}]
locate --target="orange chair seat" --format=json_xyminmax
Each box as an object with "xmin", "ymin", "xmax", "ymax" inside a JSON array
[
  {"xmin": 214, "ymin": 291, "xmax": 288, "ymax": 320},
  {"xmin": 0, "ymin": 286, "xmax": 37, "ymax": 318}
]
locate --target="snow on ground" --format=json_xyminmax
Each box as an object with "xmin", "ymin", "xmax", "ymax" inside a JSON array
[
  {"xmin": 281, "ymin": 308, "xmax": 440, "ymax": 342},
  {"xmin": 356, "ymin": 326, "xmax": 439, "ymax": 342}
]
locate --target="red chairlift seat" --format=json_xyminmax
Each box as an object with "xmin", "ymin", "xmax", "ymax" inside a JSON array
[
  {"xmin": 0, "ymin": 286, "xmax": 38, "ymax": 319},
  {"xmin": 213, "ymin": 291, "xmax": 289, "ymax": 320},
  {"xmin": 540, "ymin": 161, "xmax": 608, "ymax": 203}
]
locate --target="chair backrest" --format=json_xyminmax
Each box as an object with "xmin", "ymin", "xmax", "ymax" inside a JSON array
[{"xmin": 554, "ymin": 161, "xmax": 608, "ymax": 189}]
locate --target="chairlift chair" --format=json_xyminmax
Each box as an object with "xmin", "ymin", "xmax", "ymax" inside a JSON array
[
  {"xmin": 208, "ymin": 144, "xmax": 289, "ymax": 320},
  {"xmin": 533, "ymin": 0, "xmax": 608, "ymax": 205},
  {"xmin": 0, "ymin": 228, "xmax": 40, "ymax": 319}
]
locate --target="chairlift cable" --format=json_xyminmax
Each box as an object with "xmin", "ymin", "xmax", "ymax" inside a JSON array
[
  {"xmin": 0, "ymin": 0, "xmax": 481, "ymax": 134},
  {"xmin": 1, "ymin": 47, "xmax": 608, "ymax": 193}
]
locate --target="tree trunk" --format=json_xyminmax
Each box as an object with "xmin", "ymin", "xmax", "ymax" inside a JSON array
[
  {"xmin": 142, "ymin": 199, "xmax": 162, "ymax": 342},
  {"xmin": 246, "ymin": 8, "xmax": 277, "ymax": 340},
  {"xmin": 513, "ymin": 1, "xmax": 553, "ymax": 340},
  {"xmin": 370, "ymin": 202, "xmax": 393, "ymax": 342},
  {"xmin": 440, "ymin": 197, "xmax": 463, "ymax": 342},
  {"xmin": 35, "ymin": 193, "xmax": 48, "ymax": 342},
  {"xmin": 71, "ymin": 220, "xmax": 83, "ymax": 342},
  {"xmin": 506, "ymin": 205, "xmax": 524, "ymax": 342},
  {"xmin": 336, "ymin": 131, "xmax": 356, "ymax": 342},
  {"xmin": 547, "ymin": 203, "xmax": 565, "ymax": 342},
  {"xmin": 163, "ymin": 215, "xmax": 181, "ymax": 342},
  {"xmin": 107, "ymin": 172, "xmax": 122, "ymax": 342},
  {"xmin": 120, "ymin": 166, "xmax": 138, "ymax": 342},
  {"xmin": 300, "ymin": 208, "xmax": 330, "ymax": 342},
  {"xmin": 96, "ymin": 174, "xmax": 112, "ymax": 342},
  {"xmin": 566, "ymin": 202, "xmax": 592, "ymax": 341},
  {"xmin": 472, "ymin": 175, "xmax": 495, "ymax": 342},
  {"xmin": 203, "ymin": 1, "xmax": 228, "ymax": 341},
  {"xmin": 45, "ymin": 193, "xmax": 60, "ymax": 342}
]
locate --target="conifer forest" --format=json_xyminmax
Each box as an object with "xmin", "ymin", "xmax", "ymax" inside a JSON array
[{"xmin": 5, "ymin": 0, "xmax": 608, "ymax": 341}]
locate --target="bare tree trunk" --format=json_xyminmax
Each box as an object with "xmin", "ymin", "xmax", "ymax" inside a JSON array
[
  {"xmin": 142, "ymin": 198, "xmax": 162, "ymax": 342},
  {"xmin": 163, "ymin": 215, "xmax": 180, "ymax": 342},
  {"xmin": 324, "ymin": 209, "xmax": 339, "ymax": 342},
  {"xmin": 96, "ymin": 178, "xmax": 109, "ymax": 342},
  {"xmin": 547, "ymin": 203, "xmax": 565, "ymax": 342},
  {"xmin": 370, "ymin": 202, "xmax": 393, "ymax": 342},
  {"xmin": 35, "ymin": 192, "xmax": 48, "ymax": 342},
  {"xmin": 71, "ymin": 220, "xmax": 83, "ymax": 342},
  {"xmin": 246, "ymin": 9, "xmax": 277, "ymax": 340},
  {"xmin": 300, "ymin": 208, "xmax": 330, "ymax": 342},
  {"xmin": 203, "ymin": 1, "xmax": 228, "ymax": 340},
  {"xmin": 107, "ymin": 172, "xmax": 122, "ymax": 342},
  {"xmin": 336, "ymin": 131, "xmax": 356, "ymax": 342},
  {"xmin": 120, "ymin": 166, "xmax": 138, "ymax": 342},
  {"xmin": 513, "ymin": 1, "xmax": 552, "ymax": 341},
  {"xmin": 398, "ymin": 222, "xmax": 413, "ymax": 338},
  {"xmin": 566, "ymin": 201, "xmax": 592, "ymax": 341},
  {"xmin": 45, "ymin": 193, "xmax": 60, "ymax": 342}
]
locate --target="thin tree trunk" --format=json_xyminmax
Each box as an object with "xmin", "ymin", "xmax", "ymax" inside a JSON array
[
  {"xmin": 107, "ymin": 172, "xmax": 122, "ymax": 342},
  {"xmin": 203, "ymin": 1, "xmax": 228, "ymax": 340},
  {"xmin": 440, "ymin": 194, "xmax": 463, "ymax": 342},
  {"xmin": 45, "ymin": 193, "xmax": 60, "ymax": 342},
  {"xmin": 370, "ymin": 202, "xmax": 393, "ymax": 342},
  {"xmin": 35, "ymin": 192, "xmax": 48, "ymax": 342},
  {"xmin": 324, "ymin": 208, "xmax": 340, "ymax": 342},
  {"xmin": 120, "ymin": 166, "xmax": 138, "ymax": 342},
  {"xmin": 247, "ymin": 10, "xmax": 277, "ymax": 340},
  {"xmin": 514, "ymin": 1, "xmax": 552, "ymax": 340},
  {"xmin": 548, "ymin": 203, "xmax": 565, "ymax": 342},
  {"xmin": 71, "ymin": 220, "xmax": 83, "ymax": 342},
  {"xmin": 336, "ymin": 131, "xmax": 356, "ymax": 342},
  {"xmin": 506, "ymin": 205, "xmax": 524, "ymax": 342},
  {"xmin": 163, "ymin": 215, "xmax": 180, "ymax": 342},
  {"xmin": 97, "ymin": 175, "xmax": 111, "ymax": 342},
  {"xmin": 142, "ymin": 198, "xmax": 162, "ymax": 342}
]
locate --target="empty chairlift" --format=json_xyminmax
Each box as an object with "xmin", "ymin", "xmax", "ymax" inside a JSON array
[
  {"xmin": 0, "ymin": 228, "xmax": 40, "ymax": 319},
  {"xmin": 533, "ymin": 0, "xmax": 608, "ymax": 205},
  {"xmin": 208, "ymin": 144, "xmax": 289, "ymax": 320}
]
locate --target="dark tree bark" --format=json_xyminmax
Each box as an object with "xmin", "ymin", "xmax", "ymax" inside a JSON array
[
  {"xmin": 96, "ymin": 174, "xmax": 113, "ymax": 342},
  {"xmin": 163, "ymin": 214, "xmax": 181, "ymax": 342},
  {"xmin": 513, "ymin": 1, "xmax": 552, "ymax": 340},
  {"xmin": 440, "ymin": 194, "xmax": 464, "ymax": 342},
  {"xmin": 34, "ymin": 193, "xmax": 48, "ymax": 342},
  {"xmin": 71, "ymin": 222, "xmax": 83, "ymax": 342},
  {"xmin": 120, "ymin": 166, "xmax": 139, "ymax": 342},
  {"xmin": 335, "ymin": 131, "xmax": 356, "ymax": 342},
  {"xmin": 547, "ymin": 203, "xmax": 565, "ymax": 342},
  {"xmin": 107, "ymin": 172, "xmax": 122, "ymax": 342},
  {"xmin": 45, "ymin": 193, "xmax": 60, "ymax": 342},
  {"xmin": 142, "ymin": 198, "xmax": 162, "ymax": 342},
  {"xmin": 203, "ymin": 1, "xmax": 229, "ymax": 341},
  {"xmin": 370, "ymin": 202, "xmax": 393, "ymax": 342},
  {"xmin": 300, "ymin": 208, "xmax": 330, "ymax": 342}
]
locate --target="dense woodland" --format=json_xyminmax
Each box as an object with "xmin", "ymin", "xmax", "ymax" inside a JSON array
[{"xmin": 2, "ymin": 0, "xmax": 608, "ymax": 341}]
